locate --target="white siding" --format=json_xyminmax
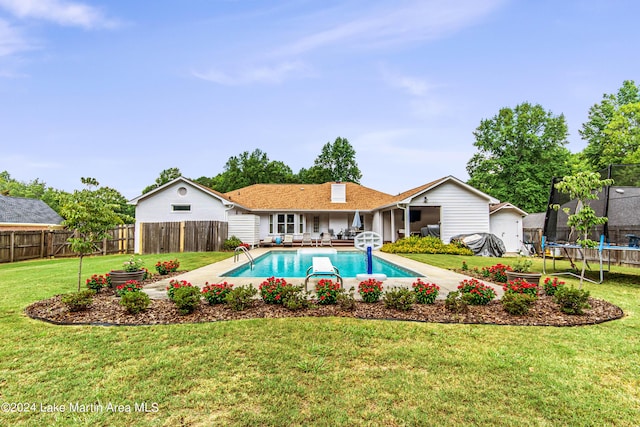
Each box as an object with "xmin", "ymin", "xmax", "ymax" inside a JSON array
[
  {"xmin": 134, "ymin": 181, "xmax": 229, "ymax": 251},
  {"xmin": 410, "ymin": 181, "xmax": 490, "ymax": 243},
  {"xmin": 490, "ymin": 210, "xmax": 523, "ymax": 253},
  {"xmin": 228, "ymin": 214, "xmax": 261, "ymax": 247}
]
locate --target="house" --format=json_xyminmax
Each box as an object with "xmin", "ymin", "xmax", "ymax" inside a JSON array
[
  {"xmin": 129, "ymin": 176, "xmax": 525, "ymax": 253},
  {"xmin": 0, "ymin": 194, "xmax": 64, "ymax": 231}
]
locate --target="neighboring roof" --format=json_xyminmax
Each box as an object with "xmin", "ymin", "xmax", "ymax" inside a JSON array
[
  {"xmin": 0, "ymin": 195, "xmax": 64, "ymax": 225},
  {"xmin": 224, "ymin": 182, "xmax": 396, "ymax": 211},
  {"xmin": 490, "ymin": 202, "xmax": 528, "ymax": 217},
  {"xmin": 523, "ymin": 212, "xmax": 546, "ymax": 229},
  {"xmin": 129, "ymin": 177, "xmax": 244, "ymax": 208}
]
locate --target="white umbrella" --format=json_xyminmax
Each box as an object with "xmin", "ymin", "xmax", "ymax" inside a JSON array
[{"xmin": 352, "ymin": 211, "xmax": 362, "ymax": 230}]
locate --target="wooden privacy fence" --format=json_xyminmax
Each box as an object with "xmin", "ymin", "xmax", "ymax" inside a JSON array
[
  {"xmin": 0, "ymin": 225, "xmax": 134, "ymax": 264},
  {"xmin": 141, "ymin": 221, "xmax": 228, "ymax": 254}
]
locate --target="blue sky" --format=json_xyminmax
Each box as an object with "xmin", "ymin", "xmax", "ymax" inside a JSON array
[{"xmin": 0, "ymin": 0, "xmax": 638, "ymax": 199}]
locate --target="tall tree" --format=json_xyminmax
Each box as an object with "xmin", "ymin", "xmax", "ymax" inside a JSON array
[
  {"xmin": 466, "ymin": 102, "xmax": 571, "ymax": 213},
  {"xmin": 59, "ymin": 178, "xmax": 125, "ymax": 291},
  {"xmin": 580, "ymin": 80, "xmax": 640, "ymax": 170},
  {"xmin": 142, "ymin": 167, "xmax": 182, "ymax": 194},
  {"xmin": 601, "ymin": 102, "xmax": 640, "ymax": 165},
  {"xmin": 310, "ymin": 137, "xmax": 362, "ymax": 183},
  {"xmin": 213, "ymin": 149, "xmax": 295, "ymax": 192}
]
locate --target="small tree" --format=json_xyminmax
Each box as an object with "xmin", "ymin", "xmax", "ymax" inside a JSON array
[
  {"xmin": 553, "ymin": 172, "xmax": 614, "ymax": 288},
  {"xmin": 59, "ymin": 178, "xmax": 124, "ymax": 291}
]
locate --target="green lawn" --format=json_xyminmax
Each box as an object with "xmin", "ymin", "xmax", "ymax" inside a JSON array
[{"xmin": 1, "ymin": 252, "xmax": 639, "ymax": 426}]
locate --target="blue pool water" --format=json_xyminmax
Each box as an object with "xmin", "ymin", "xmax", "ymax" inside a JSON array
[{"xmin": 223, "ymin": 250, "xmax": 421, "ymax": 278}]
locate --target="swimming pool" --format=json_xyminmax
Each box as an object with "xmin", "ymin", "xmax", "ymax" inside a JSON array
[{"xmin": 223, "ymin": 250, "xmax": 421, "ymax": 278}]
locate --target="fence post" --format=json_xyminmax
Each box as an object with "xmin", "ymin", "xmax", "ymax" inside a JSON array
[
  {"xmin": 180, "ymin": 221, "xmax": 185, "ymax": 253},
  {"xmin": 10, "ymin": 231, "xmax": 15, "ymax": 263}
]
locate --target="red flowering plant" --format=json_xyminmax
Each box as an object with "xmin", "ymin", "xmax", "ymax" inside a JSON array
[
  {"xmin": 155, "ymin": 259, "xmax": 180, "ymax": 275},
  {"xmin": 166, "ymin": 279, "xmax": 193, "ymax": 301},
  {"xmin": 85, "ymin": 274, "xmax": 109, "ymax": 292},
  {"xmin": 116, "ymin": 280, "xmax": 143, "ymax": 297},
  {"xmin": 358, "ymin": 278, "xmax": 383, "ymax": 303},
  {"xmin": 259, "ymin": 277, "xmax": 287, "ymax": 304},
  {"xmin": 315, "ymin": 279, "xmax": 341, "ymax": 305},
  {"xmin": 481, "ymin": 263, "xmax": 512, "ymax": 283},
  {"xmin": 412, "ymin": 278, "xmax": 440, "ymax": 304},
  {"xmin": 503, "ymin": 278, "xmax": 539, "ymax": 298},
  {"xmin": 457, "ymin": 278, "xmax": 496, "ymax": 305},
  {"xmin": 543, "ymin": 277, "xmax": 565, "ymax": 296},
  {"xmin": 202, "ymin": 282, "xmax": 234, "ymax": 305}
]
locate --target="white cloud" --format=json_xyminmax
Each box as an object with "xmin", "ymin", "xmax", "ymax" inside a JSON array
[
  {"xmin": 192, "ymin": 61, "xmax": 309, "ymax": 85},
  {"xmin": 277, "ymin": 0, "xmax": 505, "ymax": 55},
  {"xmin": 0, "ymin": 18, "xmax": 31, "ymax": 57},
  {"xmin": 0, "ymin": 0, "xmax": 118, "ymax": 29}
]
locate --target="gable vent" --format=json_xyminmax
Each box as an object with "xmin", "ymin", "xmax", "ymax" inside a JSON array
[{"xmin": 331, "ymin": 183, "xmax": 346, "ymax": 203}]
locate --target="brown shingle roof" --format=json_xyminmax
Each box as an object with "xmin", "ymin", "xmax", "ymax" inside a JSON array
[
  {"xmin": 224, "ymin": 182, "xmax": 396, "ymax": 211},
  {"xmin": 391, "ymin": 177, "xmax": 448, "ymax": 202}
]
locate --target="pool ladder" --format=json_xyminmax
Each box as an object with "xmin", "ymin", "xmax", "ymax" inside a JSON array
[{"xmin": 234, "ymin": 246, "xmax": 254, "ymax": 268}]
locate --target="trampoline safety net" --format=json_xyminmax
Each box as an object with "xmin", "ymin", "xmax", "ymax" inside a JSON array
[{"xmin": 543, "ymin": 164, "xmax": 640, "ymax": 246}]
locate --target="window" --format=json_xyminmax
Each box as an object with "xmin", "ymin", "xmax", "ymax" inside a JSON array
[
  {"xmin": 172, "ymin": 204, "xmax": 191, "ymax": 212},
  {"xmin": 274, "ymin": 213, "xmax": 296, "ymax": 234},
  {"xmin": 313, "ymin": 216, "xmax": 320, "ymax": 233},
  {"xmin": 299, "ymin": 215, "xmax": 304, "ymax": 233}
]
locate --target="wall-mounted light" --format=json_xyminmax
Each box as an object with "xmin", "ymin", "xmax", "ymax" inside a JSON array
[{"xmin": 423, "ymin": 196, "xmax": 428, "ymax": 203}]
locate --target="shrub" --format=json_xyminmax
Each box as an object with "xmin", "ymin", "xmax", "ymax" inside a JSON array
[
  {"xmin": 511, "ymin": 258, "xmax": 533, "ymax": 273},
  {"xmin": 383, "ymin": 287, "xmax": 415, "ymax": 311},
  {"xmin": 123, "ymin": 256, "xmax": 144, "ymax": 272},
  {"xmin": 543, "ymin": 277, "xmax": 566, "ymax": 296},
  {"xmin": 444, "ymin": 291, "xmax": 469, "ymax": 313},
  {"xmin": 120, "ymin": 291, "xmax": 151, "ymax": 314},
  {"xmin": 315, "ymin": 279, "xmax": 341, "ymax": 305},
  {"xmin": 412, "ymin": 278, "xmax": 440, "ymax": 304},
  {"xmin": 553, "ymin": 286, "xmax": 591, "ymax": 315},
  {"xmin": 166, "ymin": 279, "xmax": 193, "ymax": 301},
  {"xmin": 358, "ymin": 278, "xmax": 383, "ymax": 303},
  {"xmin": 337, "ymin": 289, "xmax": 356, "ymax": 311},
  {"xmin": 155, "ymin": 259, "xmax": 180, "ymax": 275},
  {"xmin": 202, "ymin": 282, "xmax": 234, "ymax": 305},
  {"xmin": 116, "ymin": 280, "xmax": 143, "ymax": 297},
  {"xmin": 85, "ymin": 274, "xmax": 108, "ymax": 292},
  {"xmin": 380, "ymin": 236, "xmax": 474, "ymax": 255},
  {"xmin": 482, "ymin": 263, "xmax": 512, "ymax": 283},
  {"xmin": 61, "ymin": 290, "xmax": 95, "ymax": 312},
  {"xmin": 259, "ymin": 277, "xmax": 287, "ymax": 304},
  {"xmin": 223, "ymin": 235, "xmax": 244, "ymax": 251},
  {"xmin": 280, "ymin": 284, "xmax": 311, "ymax": 311},
  {"xmin": 457, "ymin": 278, "xmax": 496, "ymax": 305},
  {"xmin": 225, "ymin": 285, "xmax": 257, "ymax": 311},
  {"xmin": 503, "ymin": 278, "xmax": 539, "ymax": 298},
  {"xmin": 502, "ymin": 293, "xmax": 536, "ymax": 315},
  {"xmin": 172, "ymin": 286, "xmax": 201, "ymax": 315}
]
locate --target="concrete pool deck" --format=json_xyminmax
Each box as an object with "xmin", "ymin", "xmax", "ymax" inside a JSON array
[{"xmin": 143, "ymin": 247, "xmax": 504, "ymax": 300}]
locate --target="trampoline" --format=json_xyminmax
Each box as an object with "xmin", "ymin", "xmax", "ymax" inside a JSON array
[{"xmin": 542, "ymin": 164, "xmax": 640, "ymax": 283}]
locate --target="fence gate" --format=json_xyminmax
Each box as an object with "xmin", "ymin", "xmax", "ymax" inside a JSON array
[{"xmin": 141, "ymin": 221, "xmax": 227, "ymax": 254}]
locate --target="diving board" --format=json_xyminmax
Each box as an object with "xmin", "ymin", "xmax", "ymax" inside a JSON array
[{"xmin": 304, "ymin": 256, "xmax": 343, "ymax": 291}]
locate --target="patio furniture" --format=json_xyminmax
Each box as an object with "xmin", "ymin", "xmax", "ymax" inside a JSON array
[
  {"xmin": 320, "ymin": 232, "xmax": 332, "ymax": 247},
  {"xmin": 283, "ymin": 234, "xmax": 294, "ymax": 247},
  {"xmin": 301, "ymin": 232, "xmax": 313, "ymax": 246},
  {"xmin": 304, "ymin": 256, "xmax": 343, "ymax": 291}
]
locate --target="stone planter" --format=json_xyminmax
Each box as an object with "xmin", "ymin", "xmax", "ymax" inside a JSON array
[
  {"xmin": 505, "ymin": 271, "xmax": 542, "ymax": 285},
  {"xmin": 109, "ymin": 270, "xmax": 145, "ymax": 288}
]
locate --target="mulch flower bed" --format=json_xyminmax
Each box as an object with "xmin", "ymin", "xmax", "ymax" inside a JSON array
[{"xmin": 25, "ymin": 287, "xmax": 624, "ymax": 327}]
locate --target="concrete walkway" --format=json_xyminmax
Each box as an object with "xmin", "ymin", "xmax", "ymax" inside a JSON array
[{"xmin": 144, "ymin": 248, "xmax": 504, "ymax": 300}]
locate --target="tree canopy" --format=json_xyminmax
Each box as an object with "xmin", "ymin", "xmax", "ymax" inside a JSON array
[
  {"xmin": 580, "ymin": 80, "xmax": 640, "ymax": 170},
  {"xmin": 466, "ymin": 102, "xmax": 572, "ymax": 213},
  {"xmin": 142, "ymin": 167, "xmax": 182, "ymax": 194},
  {"xmin": 309, "ymin": 137, "xmax": 362, "ymax": 183}
]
